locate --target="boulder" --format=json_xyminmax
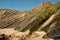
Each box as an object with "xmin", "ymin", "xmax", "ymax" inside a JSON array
[{"xmin": 0, "ymin": 28, "xmax": 30, "ymax": 40}]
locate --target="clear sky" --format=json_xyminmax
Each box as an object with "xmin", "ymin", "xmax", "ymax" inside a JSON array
[{"xmin": 0, "ymin": 0, "xmax": 59, "ymax": 11}]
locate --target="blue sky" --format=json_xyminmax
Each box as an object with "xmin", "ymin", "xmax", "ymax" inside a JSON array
[{"xmin": 0, "ymin": 0, "xmax": 59, "ymax": 11}]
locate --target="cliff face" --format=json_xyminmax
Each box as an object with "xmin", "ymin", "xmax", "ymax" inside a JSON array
[
  {"xmin": 0, "ymin": 2, "xmax": 60, "ymax": 40},
  {"xmin": 0, "ymin": 2, "xmax": 60, "ymax": 33},
  {"xmin": 0, "ymin": 2, "xmax": 51, "ymax": 30},
  {"xmin": 0, "ymin": 9, "xmax": 28, "ymax": 30}
]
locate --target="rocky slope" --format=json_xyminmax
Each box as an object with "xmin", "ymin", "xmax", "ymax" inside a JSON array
[
  {"xmin": 0, "ymin": 2, "xmax": 51, "ymax": 30},
  {"xmin": 0, "ymin": 2, "xmax": 60, "ymax": 40}
]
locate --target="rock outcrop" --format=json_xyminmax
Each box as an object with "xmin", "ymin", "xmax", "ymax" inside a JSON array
[
  {"xmin": 0, "ymin": 2, "xmax": 60, "ymax": 40},
  {"xmin": 0, "ymin": 28, "xmax": 30, "ymax": 40}
]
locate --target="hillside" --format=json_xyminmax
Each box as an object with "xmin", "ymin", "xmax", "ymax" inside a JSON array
[{"xmin": 0, "ymin": 2, "xmax": 60, "ymax": 40}]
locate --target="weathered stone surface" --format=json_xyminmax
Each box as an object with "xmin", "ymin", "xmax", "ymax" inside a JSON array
[
  {"xmin": 43, "ymin": 25, "xmax": 60, "ymax": 39},
  {"xmin": 27, "ymin": 31, "xmax": 53, "ymax": 40},
  {"xmin": 0, "ymin": 28, "xmax": 30, "ymax": 40}
]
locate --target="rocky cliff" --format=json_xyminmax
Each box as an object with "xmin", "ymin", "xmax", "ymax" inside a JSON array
[{"xmin": 0, "ymin": 2, "xmax": 60, "ymax": 40}]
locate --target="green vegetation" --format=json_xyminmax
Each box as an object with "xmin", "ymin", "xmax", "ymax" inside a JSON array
[{"xmin": 36, "ymin": 4, "xmax": 60, "ymax": 20}]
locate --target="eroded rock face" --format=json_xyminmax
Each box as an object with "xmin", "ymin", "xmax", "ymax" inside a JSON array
[
  {"xmin": 0, "ymin": 28, "xmax": 30, "ymax": 40},
  {"xmin": 0, "ymin": 9, "xmax": 30, "ymax": 31},
  {"xmin": 43, "ymin": 25, "xmax": 60, "ymax": 39},
  {"xmin": 30, "ymin": 31, "xmax": 46, "ymax": 38},
  {"xmin": 27, "ymin": 31, "xmax": 53, "ymax": 40}
]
